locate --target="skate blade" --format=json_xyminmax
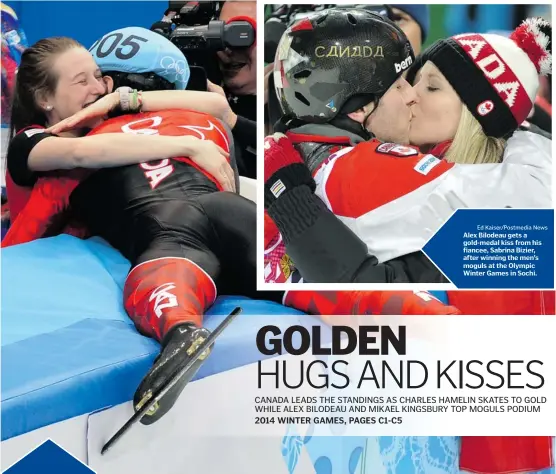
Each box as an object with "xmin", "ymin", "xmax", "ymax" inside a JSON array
[{"xmin": 101, "ymin": 307, "xmax": 242, "ymax": 455}]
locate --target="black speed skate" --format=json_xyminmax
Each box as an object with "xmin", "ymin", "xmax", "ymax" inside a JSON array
[
  {"xmin": 134, "ymin": 322, "xmax": 211, "ymax": 425},
  {"xmin": 101, "ymin": 308, "xmax": 241, "ymax": 455}
]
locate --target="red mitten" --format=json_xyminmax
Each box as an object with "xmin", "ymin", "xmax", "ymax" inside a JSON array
[{"xmin": 264, "ymin": 133, "xmax": 314, "ymax": 210}]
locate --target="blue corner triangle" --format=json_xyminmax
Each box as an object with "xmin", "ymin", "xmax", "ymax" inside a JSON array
[{"xmin": 4, "ymin": 439, "xmax": 94, "ymax": 474}]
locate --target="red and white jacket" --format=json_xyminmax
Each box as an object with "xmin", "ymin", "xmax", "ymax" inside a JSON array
[{"xmin": 309, "ymin": 131, "xmax": 551, "ymax": 263}]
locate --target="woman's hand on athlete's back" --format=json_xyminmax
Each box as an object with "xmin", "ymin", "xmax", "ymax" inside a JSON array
[{"xmin": 185, "ymin": 136, "xmax": 235, "ymax": 193}]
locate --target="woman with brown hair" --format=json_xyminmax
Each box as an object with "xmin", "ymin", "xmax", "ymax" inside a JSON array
[{"xmin": 6, "ymin": 36, "xmax": 235, "ymax": 222}]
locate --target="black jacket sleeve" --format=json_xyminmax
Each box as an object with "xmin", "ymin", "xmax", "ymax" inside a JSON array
[
  {"xmin": 7, "ymin": 129, "xmax": 55, "ymax": 187},
  {"xmin": 232, "ymin": 115, "xmax": 257, "ymax": 178},
  {"xmin": 267, "ymin": 185, "xmax": 446, "ymax": 283},
  {"xmin": 233, "ymin": 115, "xmax": 256, "ymax": 149}
]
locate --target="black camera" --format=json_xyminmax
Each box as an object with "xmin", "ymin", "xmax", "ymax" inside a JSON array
[
  {"xmin": 168, "ymin": 0, "xmax": 217, "ymax": 25},
  {"xmin": 171, "ymin": 20, "xmax": 254, "ymax": 51},
  {"xmin": 152, "ymin": 1, "xmax": 255, "ymax": 91}
]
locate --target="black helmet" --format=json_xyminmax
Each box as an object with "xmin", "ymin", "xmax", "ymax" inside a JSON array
[{"xmin": 273, "ymin": 8, "xmax": 414, "ymax": 123}]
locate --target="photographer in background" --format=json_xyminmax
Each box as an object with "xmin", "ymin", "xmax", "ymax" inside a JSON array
[
  {"xmin": 217, "ymin": 1, "xmax": 256, "ymax": 101},
  {"xmin": 211, "ymin": 0, "xmax": 257, "ymax": 178},
  {"xmin": 154, "ymin": 1, "xmax": 257, "ymax": 178}
]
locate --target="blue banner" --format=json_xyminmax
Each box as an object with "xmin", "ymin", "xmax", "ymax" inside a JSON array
[
  {"xmin": 4, "ymin": 440, "xmax": 93, "ymax": 474},
  {"xmin": 423, "ymin": 209, "xmax": 554, "ymax": 289}
]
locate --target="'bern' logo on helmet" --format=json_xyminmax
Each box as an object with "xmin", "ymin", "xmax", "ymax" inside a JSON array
[{"xmin": 395, "ymin": 56, "xmax": 413, "ymax": 73}]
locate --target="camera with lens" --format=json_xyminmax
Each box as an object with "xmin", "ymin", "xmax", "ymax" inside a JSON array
[{"xmin": 152, "ymin": 1, "xmax": 256, "ymax": 91}]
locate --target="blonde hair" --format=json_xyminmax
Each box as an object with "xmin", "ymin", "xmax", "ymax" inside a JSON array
[{"xmin": 443, "ymin": 105, "xmax": 506, "ymax": 164}]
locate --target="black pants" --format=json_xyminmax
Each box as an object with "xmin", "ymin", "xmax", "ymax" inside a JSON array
[{"xmin": 132, "ymin": 192, "xmax": 283, "ymax": 303}]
